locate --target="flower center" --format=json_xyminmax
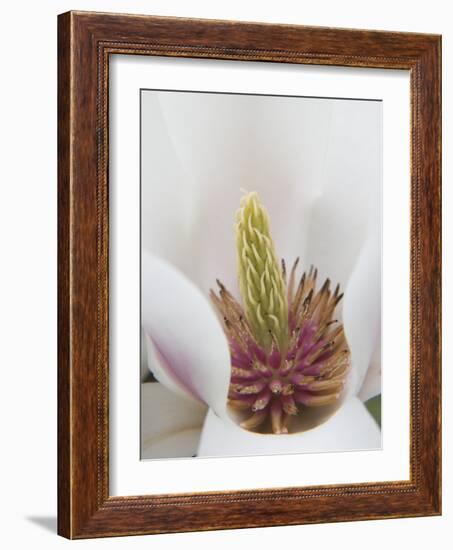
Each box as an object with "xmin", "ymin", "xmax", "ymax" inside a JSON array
[
  {"xmin": 210, "ymin": 191, "xmax": 350, "ymax": 434},
  {"xmin": 227, "ymin": 316, "xmax": 349, "ymax": 434}
]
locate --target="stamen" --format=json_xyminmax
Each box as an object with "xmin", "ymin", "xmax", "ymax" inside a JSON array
[
  {"xmin": 307, "ymin": 379, "xmax": 345, "ymax": 392},
  {"xmin": 282, "ymin": 383, "xmax": 295, "ymax": 396},
  {"xmin": 269, "ymin": 379, "xmax": 283, "ymax": 394},
  {"xmin": 231, "ymin": 367, "xmax": 260, "ymax": 381},
  {"xmin": 212, "ymin": 191, "xmax": 350, "ymax": 434},
  {"xmin": 252, "ymin": 390, "xmax": 272, "ymax": 411},
  {"xmin": 240, "ymin": 410, "xmax": 268, "ymax": 430},
  {"xmin": 228, "ymin": 397, "xmax": 256, "ymax": 410},
  {"xmin": 282, "ymin": 395, "xmax": 298, "ymax": 415},
  {"xmin": 270, "ymin": 401, "xmax": 288, "ymax": 434},
  {"xmin": 268, "ymin": 345, "xmax": 282, "ymax": 370},
  {"xmin": 230, "ymin": 381, "xmax": 266, "ymax": 395},
  {"xmin": 294, "ymin": 392, "xmax": 340, "ymax": 407}
]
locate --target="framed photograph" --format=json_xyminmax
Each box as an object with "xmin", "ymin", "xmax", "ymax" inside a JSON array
[{"xmin": 58, "ymin": 11, "xmax": 441, "ymax": 538}]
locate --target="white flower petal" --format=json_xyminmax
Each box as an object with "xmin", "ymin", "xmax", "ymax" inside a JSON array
[
  {"xmin": 197, "ymin": 397, "xmax": 381, "ymax": 457},
  {"xmin": 142, "ymin": 91, "xmax": 333, "ymax": 296},
  {"xmin": 141, "ymin": 93, "xmax": 193, "ymax": 275},
  {"xmin": 358, "ymin": 336, "xmax": 382, "ymax": 402},
  {"xmin": 141, "ymin": 382, "xmax": 207, "ymax": 459},
  {"xmin": 343, "ymin": 225, "xmax": 381, "ymax": 396},
  {"xmin": 141, "ymin": 251, "xmax": 231, "ymax": 415},
  {"xmin": 140, "ymin": 327, "xmax": 152, "ymax": 382},
  {"xmin": 144, "ymin": 332, "xmax": 198, "ymax": 402},
  {"xmin": 302, "ymin": 100, "xmax": 382, "ymax": 288}
]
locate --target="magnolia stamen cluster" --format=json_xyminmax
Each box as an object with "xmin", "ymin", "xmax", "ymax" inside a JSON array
[{"xmin": 210, "ymin": 192, "xmax": 350, "ymax": 434}]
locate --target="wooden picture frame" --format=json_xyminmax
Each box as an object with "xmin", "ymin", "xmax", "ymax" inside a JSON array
[{"xmin": 58, "ymin": 10, "xmax": 441, "ymax": 539}]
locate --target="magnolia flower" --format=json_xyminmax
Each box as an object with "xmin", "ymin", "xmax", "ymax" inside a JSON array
[{"xmin": 141, "ymin": 91, "xmax": 381, "ymax": 458}]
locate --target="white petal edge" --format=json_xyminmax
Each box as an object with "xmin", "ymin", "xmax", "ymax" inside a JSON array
[
  {"xmin": 358, "ymin": 336, "xmax": 382, "ymax": 402},
  {"xmin": 140, "ymin": 327, "xmax": 152, "ymax": 382},
  {"xmin": 141, "ymin": 251, "xmax": 231, "ymax": 415},
  {"xmin": 302, "ymin": 100, "xmax": 382, "ymax": 289},
  {"xmin": 197, "ymin": 397, "xmax": 381, "ymax": 457},
  {"xmin": 141, "ymin": 94, "xmax": 193, "ymax": 276},
  {"xmin": 343, "ymin": 224, "xmax": 381, "ymax": 397},
  {"xmin": 141, "ymin": 382, "xmax": 207, "ymax": 459},
  {"xmin": 144, "ymin": 332, "xmax": 198, "ymax": 403}
]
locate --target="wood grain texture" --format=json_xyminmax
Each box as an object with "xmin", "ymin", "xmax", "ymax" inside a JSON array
[
  {"xmin": 57, "ymin": 11, "xmax": 74, "ymax": 537},
  {"xmin": 57, "ymin": 10, "xmax": 441, "ymax": 539}
]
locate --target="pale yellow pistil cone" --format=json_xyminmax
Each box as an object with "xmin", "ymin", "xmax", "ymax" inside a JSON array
[{"xmin": 235, "ymin": 191, "xmax": 288, "ymax": 352}]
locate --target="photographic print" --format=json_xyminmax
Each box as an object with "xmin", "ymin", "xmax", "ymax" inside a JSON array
[
  {"xmin": 140, "ymin": 90, "xmax": 382, "ymax": 460},
  {"xmin": 58, "ymin": 12, "xmax": 441, "ymax": 537}
]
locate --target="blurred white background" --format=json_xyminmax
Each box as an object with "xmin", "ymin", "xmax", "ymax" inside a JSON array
[{"xmin": 0, "ymin": 0, "xmax": 450, "ymax": 548}]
